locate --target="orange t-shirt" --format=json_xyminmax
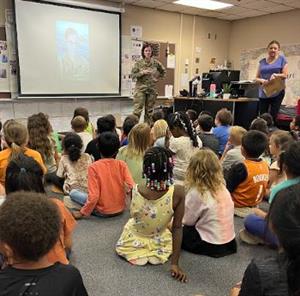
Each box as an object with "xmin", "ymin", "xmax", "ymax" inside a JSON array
[
  {"xmin": 232, "ymin": 159, "xmax": 269, "ymax": 207},
  {"xmin": 0, "ymin": 147, "xmax": 47, "ymax": 186},
  {"xmin": 80, "ymin": 159, "xmax": 135, "ymax": 216},
  {"xmin": 47, "ymin": 198, "xmax": 76, "ymax": 264}
]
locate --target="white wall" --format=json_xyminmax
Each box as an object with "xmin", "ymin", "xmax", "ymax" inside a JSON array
[{"xmin": 229, "ymin": 9, "xmax": 300, "ymax": 69}]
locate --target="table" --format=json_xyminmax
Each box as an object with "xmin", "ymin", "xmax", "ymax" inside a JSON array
[{"xmin": 174, "ymin": 97, "xmax": 259, "ymax": 129}]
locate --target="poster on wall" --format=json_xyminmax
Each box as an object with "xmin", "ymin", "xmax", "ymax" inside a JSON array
[
  {"xmin": 5, "ymin": 9, "xmax": 18, "ymax": 96},
  {"xmin": 0, "ymin": 41, "xmax": 10, "ymax": 92},
  {"xmin": 241, "ymin": 44, "xmax": 300, "ymax": 106},
  {"xmin": 130, "ymin": 25, "xmax": 142, "ymax": 39},
  {"xmin": 121, "ymin": 36, "xmax": 143, "ymax": 96}
]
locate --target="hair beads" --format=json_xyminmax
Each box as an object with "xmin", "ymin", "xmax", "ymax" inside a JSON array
[{"xmin": 143, "ymin": 147, "xmax": 174, "ymax": 191}]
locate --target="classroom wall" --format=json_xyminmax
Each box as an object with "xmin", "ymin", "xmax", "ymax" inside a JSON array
[
  {"xmin": 229, "ymin": 9, "xmax": 300, "ymax": 69},
  {"xmin": 123, "ymin": 5, "xmax": 231, "ymax": 93},
  {"xmin": 0, "ymin": 0, "xmax": 231, "ymax": 130}
]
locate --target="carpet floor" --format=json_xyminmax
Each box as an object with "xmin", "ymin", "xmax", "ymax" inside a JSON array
[{"xmin": 69, "ymin": 211, "xmax": 274, "ymax": 296}]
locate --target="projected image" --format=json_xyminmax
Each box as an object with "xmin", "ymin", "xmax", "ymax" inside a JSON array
[{"xmin": 56, "ymin": 21, "xmax": 89, "ymax": 81}]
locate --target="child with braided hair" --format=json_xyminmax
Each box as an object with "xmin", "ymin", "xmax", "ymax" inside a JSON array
[
  {"xmin": 167, "ymin": 111, "xmax": 202, "ymax": 185},
  {"xmin": 116, "ymin": 147, "xmax": 187, "ymax": 283}
]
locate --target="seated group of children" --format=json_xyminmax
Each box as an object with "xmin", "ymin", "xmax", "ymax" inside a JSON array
[{"xmin": 0, "ymin": 108, "xmax": 300, "ymax": 295}]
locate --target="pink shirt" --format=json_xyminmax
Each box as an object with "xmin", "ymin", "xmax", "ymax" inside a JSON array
[
  {"xmin": 183, "ymin": 185, "xmax": 235, "ymax": 244},
  {"xmin": 80, "ymin": 159, "xmax": 135, "ymax": 216}
]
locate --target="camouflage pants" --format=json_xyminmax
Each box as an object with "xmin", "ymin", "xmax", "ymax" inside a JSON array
[{"xmin": 133, "ymin": 90, "xmax": 157, "ymax": 125}]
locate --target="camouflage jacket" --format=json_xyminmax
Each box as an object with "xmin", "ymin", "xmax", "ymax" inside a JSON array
[{"xmin": 131, "ymin": 58, "xmax": 166, "ymax": 93}]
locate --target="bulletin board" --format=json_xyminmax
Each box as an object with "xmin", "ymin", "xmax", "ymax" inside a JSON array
[{"xmin": 150, "ymin": 41, "xmax": 175, "ymax": 97}]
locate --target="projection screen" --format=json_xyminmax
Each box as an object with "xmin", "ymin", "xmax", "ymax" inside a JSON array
[{"xmin": 15, "ymin": 0, "xmax": 121, "ymax": 96}]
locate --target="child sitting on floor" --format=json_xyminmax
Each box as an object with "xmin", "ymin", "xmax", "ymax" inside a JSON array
[
  {"xmin": 186, "ymin": 109, "xmax": 198, "ymax": 127},
  {"xmin": 168, "ymin": 111, "xmax": 202, "ymax": 185},
  {"xmin": 56, "ymin": 133, "xmax": 92, "ymax": 194},
  {"xmin": 240, "ymin": 141, "xmax": 300, "ymax": 247},
  {"xmin": 268, "ymin": 130, "xmax": 296, "ymax": 192},
  {"xmin": 260, "ymin": 112, "xmax": 278, "ymax": 134},
  {"xmin": 72, "ymin": 132, "xmax": 134, "ymax": 218},
  {"xmin": 290, "ymin": 114, "xmax": 300, "ymax": 139},
  {"xmin": 120, "ymin": 115, "xmax": 139, "ymax": 146},
  {"xmin": 197, "ymin": 114, "xmax": 219, "ymax": 155},
  {"xmin": 117, "ymin": 123, "xmax": 151, "ymax": 186},
  {"xmin": 116, "ymin": 147, "xmax": 187, "ymax": 283},
  {"xmin": 85, "ymin": 115, "xmax": 116, "ymax": 161},
  {"xmin": 0, "ymin": 191, "xmax": 87, "ymax": 295},
  {"xmin": 151, "ymin": 119, "xmax": 168, "ymax": 148},
  {"xmin": 71, "ymin": 116, "xmax": 93, "ymax": 152},
  {"xmin": 0, "ymin": 120, "xmax": 46, "ymax": 186},
  {"xmin": 225, "ymin": 130, "xmax": 269, "ymax": 218},
  {"xmin": 182, "ymin": 149, "xmax": 236, "ymax": 257},
  {"xmin": 212, "ymin": 108, "xmax": 232, "ymax": 155},
  {"xmin": 73, "ymin": 106, "xmax": 95, "ymax": 138},
  {"xmin": 230, "ymin": 184, "xmax": 300, "ymax": 296},
  {"xmin": 221, "ymin": 126, "xmax": 247, "ymax": 176},
  {"xmin": 27, "ymin": 112, "xmax": 59, "ymax": 182},
  {"xmin": 5, "ymin": 154, "xmax": 76, "ymax": 265}
]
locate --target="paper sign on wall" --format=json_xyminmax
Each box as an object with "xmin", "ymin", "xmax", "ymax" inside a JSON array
[
  {"xmin": 0, "ymin": 41, "xmax": 10, "ymax": 92},
  {"xmin": 165, "ymin": 84, "xmax": 173, "ymax": 98},
  {"xmin": 167, "ymin": 54, "xmax": 175, "ymax": 69},
  {"xmin": 130, "ymin": 25, "xmax": 142, "ymax": 39},
  {"xmin": 181, "ymin": 73, "xmax": 189, "ymax": 89}
]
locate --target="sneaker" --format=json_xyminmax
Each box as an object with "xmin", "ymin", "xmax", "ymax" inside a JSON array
[
  {"xmin": 63, "ymin": 196, "xmax": 81, "ymax": 211},
  {"xmin": 234, "ymin": 207, "xmax": 255, "ymax": 218},
  {"xmin": 239, "ymin": 228, "xmax": 265, "ymax": 245}
]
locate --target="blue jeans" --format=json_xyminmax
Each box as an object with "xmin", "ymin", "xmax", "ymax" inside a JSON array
[
  {"xmin": 244, "ymin": 214, "xmax": 279, "ymax": 247},
  {"xmin": 69, "ymin": 189, "xmax": 122, "ymax": 218},
  {"xmin": 69, "ymin": 189, "xmax": 87, "ymax": 206}
]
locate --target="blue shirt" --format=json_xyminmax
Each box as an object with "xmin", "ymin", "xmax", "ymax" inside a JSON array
[
  {"xmin": 269, "ymin": 177, "xmax": 300, "ymax": 204},
  {"xmin": 212, "ymin": 125, "xmax": 229, "ymax": 154},
  {"xmin": 120, "ymin": 138, "xmax": 128, "ymax": 147},
  {"xmin": 258, "ymin": 55, "xmax": 287, "ymax": 98}
]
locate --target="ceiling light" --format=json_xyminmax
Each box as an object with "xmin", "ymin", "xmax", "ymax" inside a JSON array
[{"xmin": 174, "ymin": 0, "xmax": 233, "ymax": 10}]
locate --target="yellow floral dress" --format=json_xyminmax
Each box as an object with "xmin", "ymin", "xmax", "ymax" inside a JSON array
[{"xmin": 116, "ymin": 185, "xmax": 174, "ymax": 264}]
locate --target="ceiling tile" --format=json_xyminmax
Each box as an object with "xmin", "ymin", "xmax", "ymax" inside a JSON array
[
  {"xmin": 219, "ymin": 0, "xmax": 255, "ymax": 4},
  {"xmin": 126, "ymin": 0, "xmax": 299, "ymax": 20},
  {"xmin": 284, "ymin": 0, "xmax": 300, "ymax": 8},
  {"xmin": 133, "ymin": 0, "xmax": 165, "ymax": 8},
  {"xmin": 217, "ymin": 14, "xmax": 244, "ymax": 20},
  {"xmin": 222, "ymin": 6, "xmax": 253, "ymax": 14},
  {"xmin": 262, "ymin": 4, "xmax": 294, "ymax": 13},
  {"xmin": 158, "ymin": 3, "xmax": 185, "ymax": 12},
  {"xmin": 265, "ymin": 0, "xmax": 286, "ymax": 2},
  {"xmin": 238, "ymin": 10, "xmax": 268, "ymax": 17},
  {"xmin": 240, "ymin": 0, "xmax": 274, "ymax": 9}
]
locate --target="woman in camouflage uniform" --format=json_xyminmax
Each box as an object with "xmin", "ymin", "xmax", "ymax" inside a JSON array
[{"xmin": 132, "ymin": 44, "xmax": 166, "ymax": 125}]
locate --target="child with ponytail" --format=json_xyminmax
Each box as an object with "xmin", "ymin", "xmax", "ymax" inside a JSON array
[
  {"xmin": 231, "ymin": 184, "xmax": 300, "ymax": 296},
  {"xmin": 56, "ymin": 133, "xmax": 92, "ymax": 194},
  {"xmin": 167, "ymin": 111, "xmax": 202, "ymax": 185},
  {"xmin": 116, "ymin": 147, "xmax": 187, "ymax": 283},
  {"xmin": 0, "ymin": 119, "xmax": 46, "ymax": 186}
]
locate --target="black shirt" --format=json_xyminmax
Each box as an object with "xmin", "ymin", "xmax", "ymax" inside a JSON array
[
  {"xmin": 225, "ymin": 162, "xmax": 248, "ymax": 193},
  {"xmin": 198, "ymin": 133, "xmax": 220, "ymax": 156},
  {"xmin": 85, "ymin": 138, "xmax": 101, "ymax": 161},
  {"xmin": 239, "ymin": 254, "xmax": 288, "ymax": 296},
  {"xmin": 0, "ymin": 262, "xmax": 88, "ymax": 296}
]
